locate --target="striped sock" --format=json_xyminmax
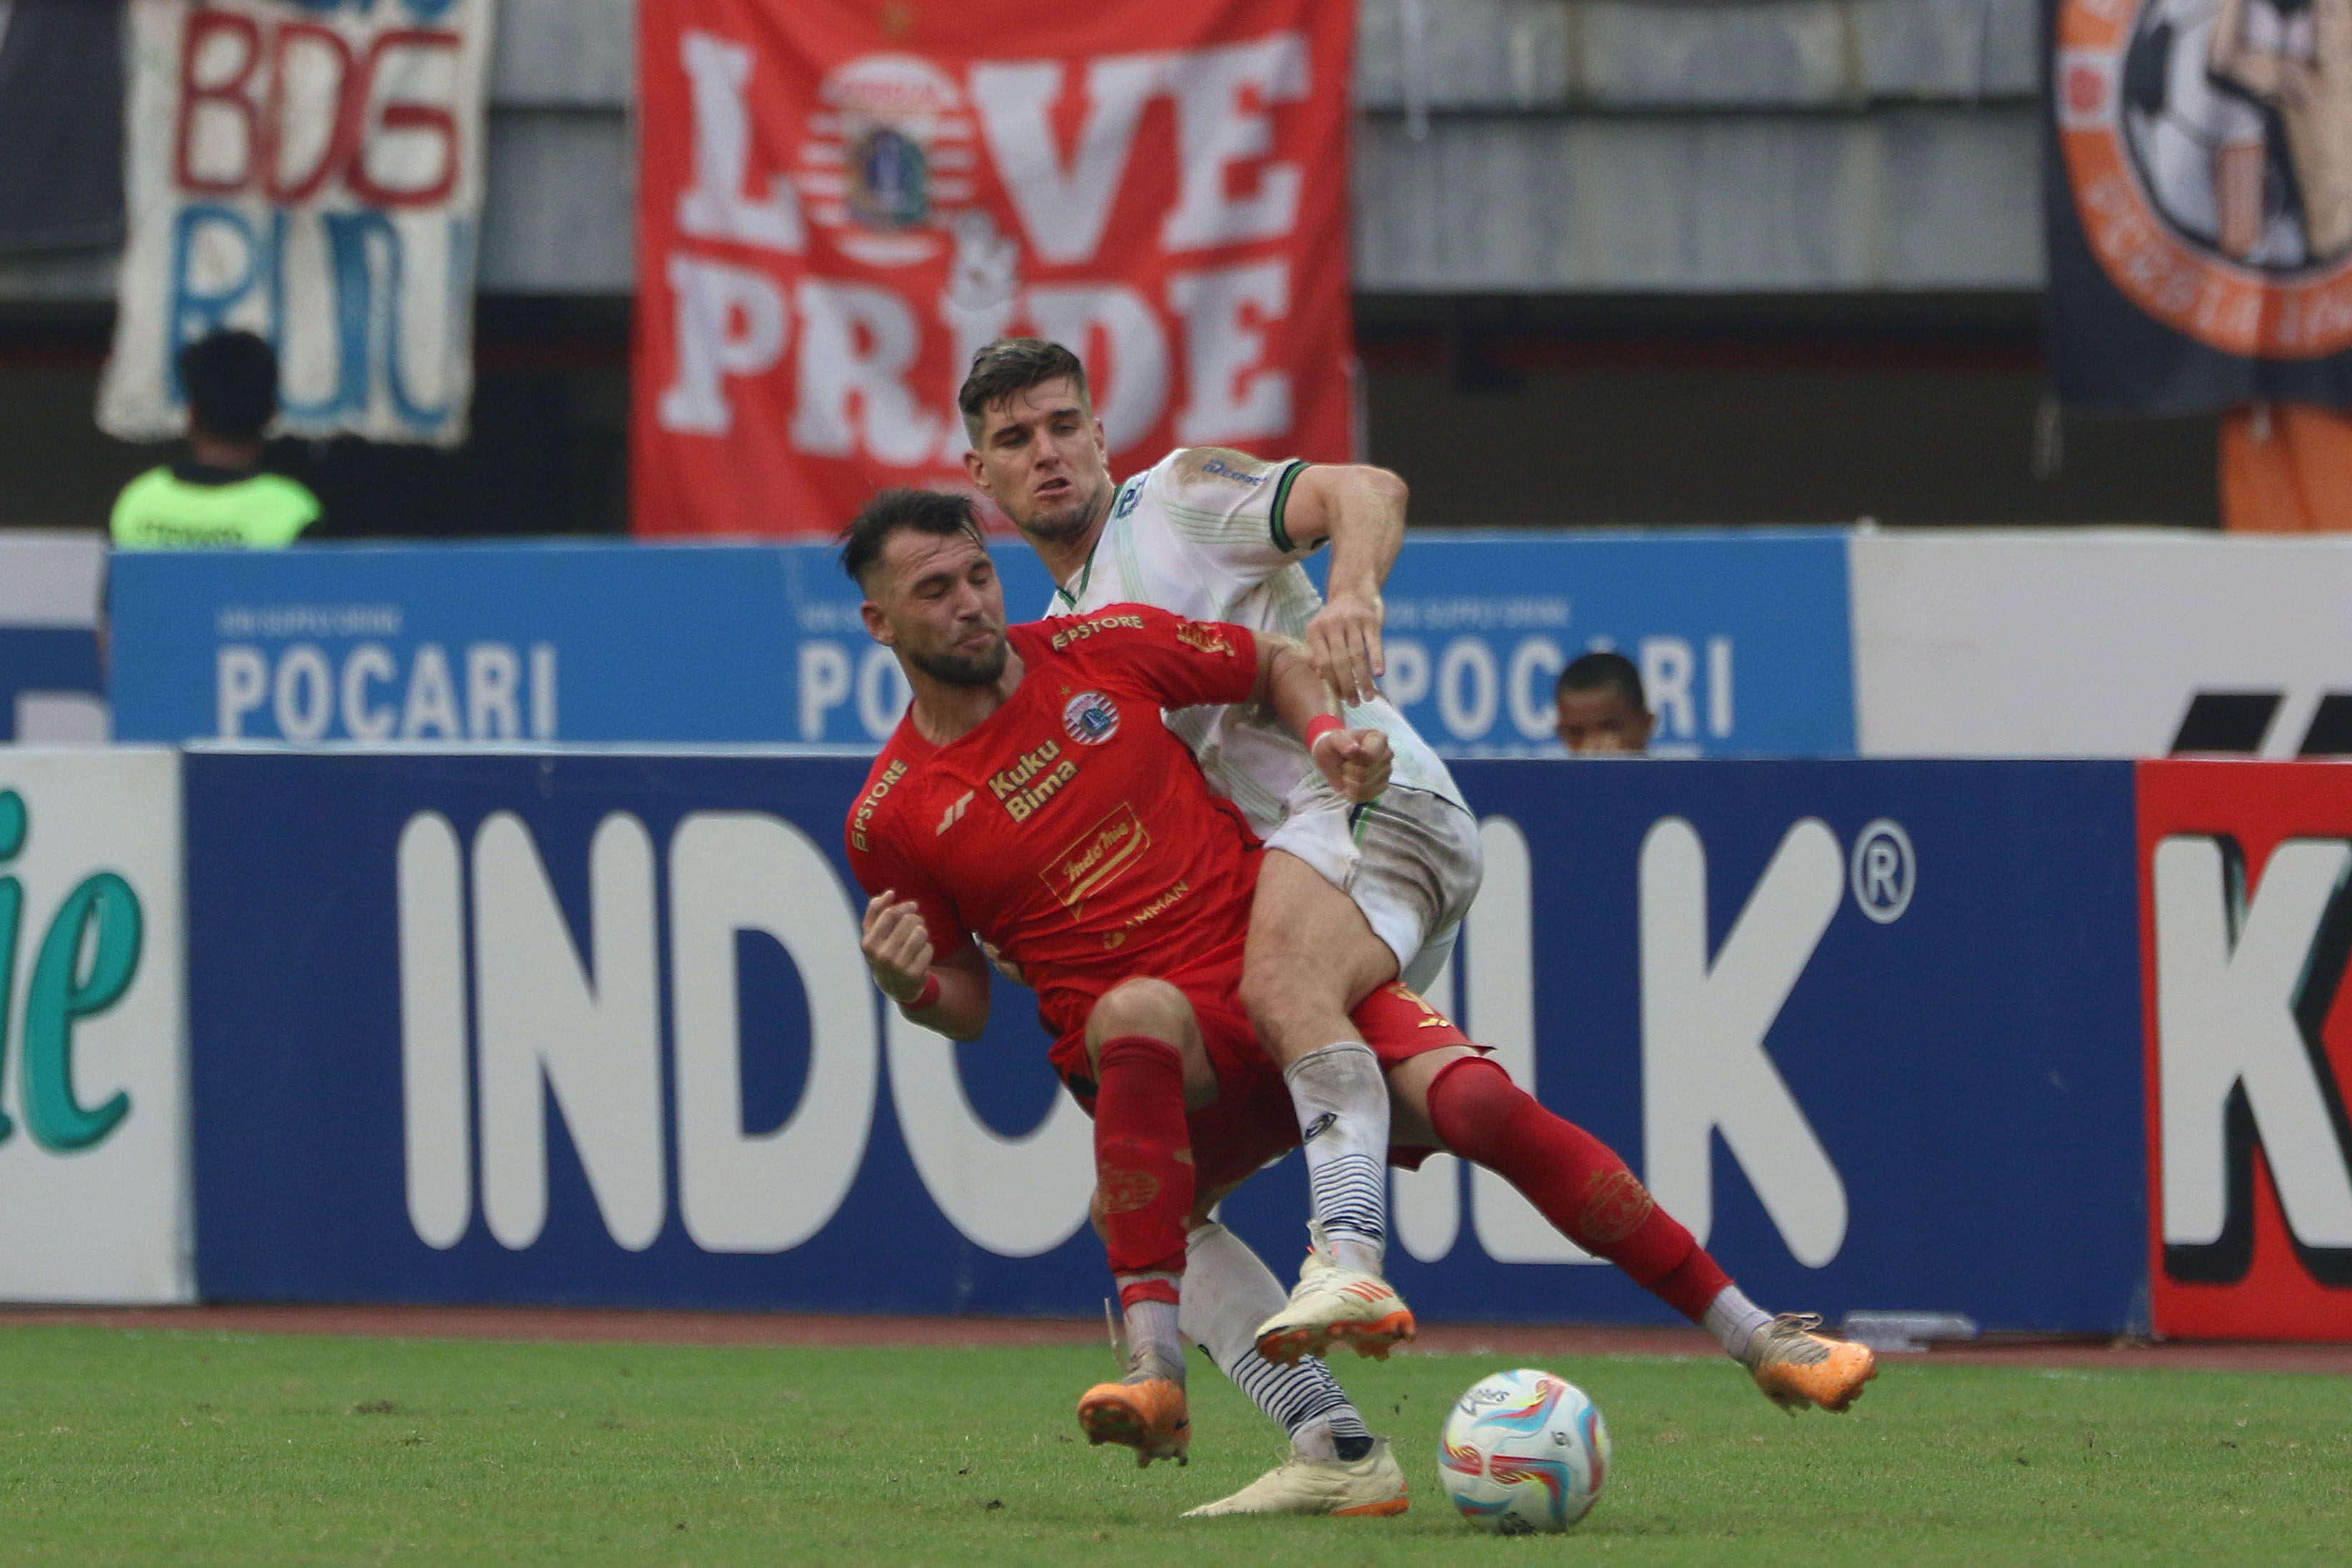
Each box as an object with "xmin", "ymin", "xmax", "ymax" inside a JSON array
[
  {"xmin": 1285, "ymin": 1041, "xmax": 1390, "ymax": 1273},
  {"xmin": 1181, "ymin": 1221, "xmax": 1374, "ymax": 1460}
]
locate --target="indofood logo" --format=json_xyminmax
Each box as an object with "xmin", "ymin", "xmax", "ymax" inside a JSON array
[
  {"xmin": 2057, "ymin": 0, "xmax": 2352, "ymax": 357},
  {"xmin": 0, "ymin": 789, "xmax": 143, "ymax": 1154}
]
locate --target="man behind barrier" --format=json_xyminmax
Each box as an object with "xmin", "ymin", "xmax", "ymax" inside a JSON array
[{"xmin": 111, "ymin": 330, "xmax": 320, "ymax": 551}]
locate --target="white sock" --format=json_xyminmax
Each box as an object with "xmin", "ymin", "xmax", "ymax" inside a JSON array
[
  {"xmin": 1117, "ymin": 1278, "xmax": 1185, "ymax": 1383},
  {"xmin": 1703, "ymin": 1284, "xmax": 1775, "ymax": 1364},
  {"xmin": 1180, "ymin": 1223, "xmax": 1369, "ymax": 1455},
  {"xmin": 1284, "ymin": 1041, "xmax": 1391, "ymax": 1275}
]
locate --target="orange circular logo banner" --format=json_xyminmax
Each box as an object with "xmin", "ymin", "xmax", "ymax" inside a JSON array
[{"xmin": 2057, "ymin": 0, "xmax": 2352, "ymax": 359}]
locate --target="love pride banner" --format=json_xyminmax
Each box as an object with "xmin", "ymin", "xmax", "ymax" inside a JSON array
[{"xmin": 632, "ymin": 0, "xmax": 1355, "ymax": 536}]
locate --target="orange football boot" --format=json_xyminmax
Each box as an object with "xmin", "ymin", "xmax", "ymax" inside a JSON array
[
  {"xmin": 1746, "ymin": 1313, "xmax": 1879, "ymax": 1413},
  {"xmin": 1077, "ymin": 1375, "xmax": 1191, "ymax": 1467}
]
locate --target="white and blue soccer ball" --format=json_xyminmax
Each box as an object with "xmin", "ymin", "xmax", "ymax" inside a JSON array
[{"xmin": 1438, "ymin": 1368, "xmax": 1611, "ymax": 1532}]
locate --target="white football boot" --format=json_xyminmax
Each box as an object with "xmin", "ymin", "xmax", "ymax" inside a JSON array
[
  {"xmin": 1250, "ymin": 1223, "xmax": 1416, "ymax": 1366},
  {"xmin": 1182, "ymin": 1437, "xmax": 1408, "ymax": 1518}
]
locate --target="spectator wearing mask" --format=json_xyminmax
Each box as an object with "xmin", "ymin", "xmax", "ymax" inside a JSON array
[
  {"xmin": 110, "ymin": 331, "xmax": 319, "ymax": 549},
  {"xmin": 1555, "ymin": 651, "xmax": 1653, "ymax": 755}
]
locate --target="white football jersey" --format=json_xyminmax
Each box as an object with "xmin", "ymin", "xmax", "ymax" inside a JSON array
[{"xmin": 1044, "ymin": 447, "xmax": 1465, "ymax": 835}]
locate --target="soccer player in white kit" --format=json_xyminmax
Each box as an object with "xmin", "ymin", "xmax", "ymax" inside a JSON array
[{"xmin": 956, "ymin": 339, "xmax": 1877, "ymax": 1517}]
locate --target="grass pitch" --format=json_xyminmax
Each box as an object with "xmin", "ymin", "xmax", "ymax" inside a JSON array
[{"xmin": 1, "ymin": 1325, "xmax": 2344, "ymax": 1565}]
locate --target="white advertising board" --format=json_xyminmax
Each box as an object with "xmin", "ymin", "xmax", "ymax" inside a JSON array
[
  {"xmin": 0, "ymin": 749, "xmax": 190, "ymax": 1303},
  {"xmin": 1852, "ymin": 531, "xmax": 2352, "ymax": 758},
  {"xmin": 0, "ymin": 531, "xmax": 108, "ymax": 744}
]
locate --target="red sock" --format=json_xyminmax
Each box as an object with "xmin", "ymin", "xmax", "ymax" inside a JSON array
[
  {"xmin": 1092, "ymin": 1036, "xmax": 1195, "ymax": 1280},
  {"xmin": 1426, "ymin": 1056, "xmax": 1730, "ymax": 1323}
]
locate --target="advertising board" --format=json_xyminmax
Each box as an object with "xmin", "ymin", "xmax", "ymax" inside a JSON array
[
  {"xmin": 108, "ymin": 543, "xmax": 1053, "ymax": 748},
  {"xmin": 0, "ymin": 748, "xmax": 189, "ymax": 1303},
  {"xmin": 0, "ymin": 531, "xmax": 107, "ymax": 744},
  {"xmin": 2140, "ymin": 760, "xmax": 2352, "ymax": 1340},
  {"xmin": 1341, "ymin": 531, "xmax": 1852, "ymax": 758},
  {"xmin": 1852, "ymin": 531, "xmax": 2352, "ymax": 759},
  {"xmin": 186, "ymin": 752, "xmax": 2141, "ymax": 1330},
  {"xmin": 112, "ymin": 531, "xmax": 1855, "ymax": 757}
]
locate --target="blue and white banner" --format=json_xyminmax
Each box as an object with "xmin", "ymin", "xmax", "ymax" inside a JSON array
[
  {"xmin": 98, "ymin": 0, "xmax": 494, "ymax": 446},
  {"xmin": 111, "ymin": 532, "xmax": 1852, "ymax": 755},
  {"xmin": 185, "ymin": 751, "xmax": 2143, "ymax": 1330}
]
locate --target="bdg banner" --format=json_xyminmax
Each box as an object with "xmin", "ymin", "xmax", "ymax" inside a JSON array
[
  {"xmin": 631, "ymin": 0, "xmax": 1355, "ymax": 536},
  {"xmin": 98, "ymin": 0, "xmax": 495, "ymax": 446},
  {"xmin": 2047, "ymin": 0, "xmax": 2352, "ymax": 409},
  {"xmin": 2140, "ymin": 760, "xmax": 2352, "ymax": 1340},
  {"xmin": 184, "ymin": 752, "xmax": 2144, "ymax": 1332},
  {"xmin": 0, "ymin": 750, "xmax": 190, "ymax": 1305}
]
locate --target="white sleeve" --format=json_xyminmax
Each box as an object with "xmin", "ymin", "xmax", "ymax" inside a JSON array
[{"xmin": 1142, "ymin": 448, "xmax": 1314, "ymax": 583}]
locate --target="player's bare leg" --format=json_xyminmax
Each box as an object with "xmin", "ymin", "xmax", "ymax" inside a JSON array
[
  {"xmin": 1240, "ymin": 850, "xmax": 1416, "ymax": 1364},
  {"xmin": 1074, "ymin": 978, "xmax": 1217, "ymax": 1466},
  {"xmin": 1384, "ymin": 1045, "xmax": 1877, "ymax": 1415}
]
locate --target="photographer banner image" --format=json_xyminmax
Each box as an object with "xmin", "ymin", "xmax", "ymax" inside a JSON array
[
  {"xmin": 98, "ymin": 0, "xmax": 495, "ymax": 446},
  {"xmin": 2049, "ymin": 0, "xmax": 2352, "ymax": 411},
  {"xmin": 632, "ymin": 0, "xmax": 1356, "ymax": 536}
]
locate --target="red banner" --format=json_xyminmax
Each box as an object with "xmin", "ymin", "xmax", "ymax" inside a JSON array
[
  {"xmin": 632, "ymin": 0, "xmax": 1355, "ymax": 537},
  {"xmin": 2140, "ymin": 760, "xmax": 2352, "ymax": 1341}
]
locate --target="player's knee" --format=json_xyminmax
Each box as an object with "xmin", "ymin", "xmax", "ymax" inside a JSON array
[
  {"xmin": 1085, "ymin": 977, "xmax": 1192, "ymax": 1058},
  {"xmin": 1237, "ymin": 962, "xmax": 1329, "ymax": 1057}
]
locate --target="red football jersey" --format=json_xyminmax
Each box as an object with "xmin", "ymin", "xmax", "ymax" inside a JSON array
[{"xmin": 846, "ymin": 606, "xmax": 1265, "ymax": 1039}]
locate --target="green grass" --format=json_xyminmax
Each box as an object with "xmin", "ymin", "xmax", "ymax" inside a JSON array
[{"xmin": 1, "ymin": 1325, "xmax": 2345, "ymax": 1565}]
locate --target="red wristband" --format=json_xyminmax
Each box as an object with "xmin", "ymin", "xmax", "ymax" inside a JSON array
[
  {"xmin": 901, "ymin": 971, "xmax": 941, "ymax": 1011},
  {"xmin": 1304, "ymin": 713, "xmax": 1344, "ymax": 751}
]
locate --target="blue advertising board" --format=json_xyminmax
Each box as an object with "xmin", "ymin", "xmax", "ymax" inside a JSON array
[
  {"xmin": 186, "ymin": 752, "xmax": 2141, "ymax": 1329},
  {"xmin": 110, "ymin": 542, "xmax": 1050, "ymax": 748},
  {"xmin": 114, "ymin": 531, "xmax": 1853, "ymax": 755},
  {"xmin": 1312, "ymin": 531, "xmax": 1854, "ymax": 758}
]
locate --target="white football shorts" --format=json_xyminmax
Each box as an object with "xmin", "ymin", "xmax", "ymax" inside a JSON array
[{"xmin": 1261, "ymin": 776, "xmax": 1484, "ymax": 994}]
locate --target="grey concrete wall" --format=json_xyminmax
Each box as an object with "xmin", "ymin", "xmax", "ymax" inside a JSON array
[{"xmin": 0, "ymin": 0, "xmax": 2047, "ymax": 302}]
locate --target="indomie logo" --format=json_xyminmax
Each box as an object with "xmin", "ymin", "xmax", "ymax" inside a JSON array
[{"xmin": 0, "ymin": 790, "xmax": 143, "ymax": 1154}]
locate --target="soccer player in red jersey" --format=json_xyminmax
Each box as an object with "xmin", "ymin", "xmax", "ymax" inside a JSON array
[{"xmin": 841, "ymin": 489, "xmax": 1875, "ymax": 1497}]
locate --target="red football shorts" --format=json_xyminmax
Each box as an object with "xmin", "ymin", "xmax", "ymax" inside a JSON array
[{"xmin": 1051, "ymin": 972, "xmax": 1481, "ymax": 1194}]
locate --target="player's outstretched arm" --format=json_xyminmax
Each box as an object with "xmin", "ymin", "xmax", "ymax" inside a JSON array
[
  {"xmin": 861, "ymin": 892, "xmax": 991, "ymax": 1041},
  {"xmin": 1284, "ymin": 464, "xmax": 1407, "ymax": 705},
  {"xmin": 1252, "ymin": 635, "xmax": 1394, "ymax": 803}
]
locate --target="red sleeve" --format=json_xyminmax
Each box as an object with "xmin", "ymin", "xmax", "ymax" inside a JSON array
[
  {"xmin": 844, "ymin": 773, "xmax": 972, "ymax": 962},
  {"xmin": 1059, "ymin": 603, "xmax": 1258, "ymax": 709}
]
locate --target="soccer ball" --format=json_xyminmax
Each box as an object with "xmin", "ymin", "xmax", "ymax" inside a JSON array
[{"xmin": 1437, "ymin": 1368, "xmax": 1611, "ymax": 1532}]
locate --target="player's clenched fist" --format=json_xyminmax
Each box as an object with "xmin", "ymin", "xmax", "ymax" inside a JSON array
[
  {"xmin": 1311, "ymin": 726, "xmax": 1392, "ymax": 803},
  {"xmin": 1305, "ymin": 590, "xmax": 1386, "ymax": 706},
  {"xmin": 861, "ymin": 892, "xmax": 934, "ymax": 1005}
]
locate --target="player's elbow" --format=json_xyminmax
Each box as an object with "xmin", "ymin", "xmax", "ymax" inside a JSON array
[{"xmin": 1350, "ymin": 463, "xmax": 1408, "ymax": 514}]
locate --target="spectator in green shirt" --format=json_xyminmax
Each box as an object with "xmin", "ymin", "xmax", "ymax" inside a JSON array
[{"xmin": 109, "ymin": 331, "xmax": 320, "ymax": 549}]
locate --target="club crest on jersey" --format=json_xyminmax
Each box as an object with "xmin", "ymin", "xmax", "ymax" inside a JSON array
[{"xmin": 1062, "ymin": 691, "xmax": 1120, "ymax": 745}]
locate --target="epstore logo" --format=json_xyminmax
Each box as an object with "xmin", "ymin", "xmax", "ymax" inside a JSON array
[{"xmin": 0, "ymin": 789, "xmax": 143, "ymax": 1152}]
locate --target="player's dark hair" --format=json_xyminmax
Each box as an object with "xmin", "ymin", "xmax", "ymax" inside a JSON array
[
  {"xmin": 1556, "ymin": 651, "xmax": 1647, "ymax": 712},
  {"xmin": 178, "ymin": 330, "xmax": 279, "ymax": 442},
  {"xmin": 838, "ymin": 487, "xmax": 985, "ymax": 589},
  {"xmin": 957, "ymin": 337, "xmax": 1089, "ymax": 441}
]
